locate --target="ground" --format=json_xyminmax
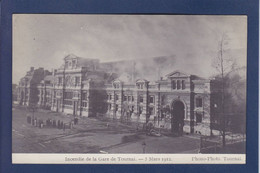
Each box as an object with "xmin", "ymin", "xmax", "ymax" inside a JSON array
[{"xmin": 12, "ymin": 106, "xmax": 203, "ymax": 154}]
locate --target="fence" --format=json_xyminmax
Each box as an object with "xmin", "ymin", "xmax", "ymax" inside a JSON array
[{"xmin": 200, "ymin": 132, "xmax": 246, "ymax": 153}]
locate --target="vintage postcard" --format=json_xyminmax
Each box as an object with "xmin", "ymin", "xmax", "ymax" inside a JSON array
[{"xmin": 12, "ymin": 14, "xmax": 247, "ymax": 164}]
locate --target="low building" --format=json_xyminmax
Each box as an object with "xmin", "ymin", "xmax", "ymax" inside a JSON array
[
  {"xmin": 17, "ymin": 54, "xmax": 221, "ymax": 135},
  {"xmin": 17, "ymin": 67, "xmax": 51, "ymax": 106}
]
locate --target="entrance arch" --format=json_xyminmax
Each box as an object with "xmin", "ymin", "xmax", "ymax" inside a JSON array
[{"xmin": 171, "ymin": 100, "xmax": 185, "ymax": 135}]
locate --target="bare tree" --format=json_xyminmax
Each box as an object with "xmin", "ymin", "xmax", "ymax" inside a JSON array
[{"xmin": 212, "ymin": 33, "xmax": 237, "ymax": 147}]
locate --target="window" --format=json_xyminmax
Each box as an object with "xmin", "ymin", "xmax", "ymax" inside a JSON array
[
  {"xmin": 75, "ymin": 77, "xmax": 80, "ymax": 86},
  {"xmin": 57, "ymin": 91, "xmax": 60, "ymax": 97},
  {"xmin": 108, "ymin": 104, "xmax": 111, "ymax": 110},
  {"xmin": 149, "ymin": 106, "xmax": 154, "ymax": 115},
  {"xmin": 182, "ymin": 80, "xmax": 185, "ymax": 89},
  {"xmin": 128, "ymin": 96, "xmax": 132, "ymax": 102},
  {"xmin": 124, "ymin": 95, "xmax": 127, "ymax": 101},
  {"xmin": 149, "ymin": 96, "xmax": 154, "ymax": 104},
  {"xmin": 82, "ymin": 93, "xmax": 88, "ymax": 100},
  {"xmin": 172, "ymin": 80, "xmax": 176, "ymax": 89},
  {"xmin": 114, "ymin": 83, "xmax": 120, "ymax": 89},
  {"xmin": 58, "ymin": 77, "xmax": 62, "ymax": 85},
  {"xmin": 196, "ymin": 112, "xmax": 202, "ymax": 123},
  {"xmin": 73, "ymin": 92, "xmax": 79, "ymax": 98},
  {"xmin": 82, "ymin": 101, "xmax": 87, "ymax": 108},
  {"xmin": 115, "ymin": 94, "xmax": 119, "ymax": 101},
  {"xmin": 139, "ymin": 95, "xmax": 143, "ymax": 103},
  {"xmin": 137, "ymin": 84, "xmax": 144, "ymax": 89},
  {"xmin": 65, "ymin": 61, "xmax": 69, "ymax": 68},
  {"xmin": 64, "ymin": 100, "xmax": 72, "ymax": 105},
  {"xmin": 115, "ymin": 104, "xmax": 119, "ymax": 112},
  {"xmin": 138, "ymin": 106, "xmax": 143, "ymax": 115},
  {"xmin": 177, "ymin": 80, "xmax": 181, "ymax": 89},
  {"xmin": 132, "ymin": 96, "xmax": 134, "ymax": 102},
  {"xmin": 72, "ymin": 60, "xmax": 76, "ymax": 68},
  {"xmin": 131, "ymin": 106, "xmax": 134, "ymax": 112},
  {"xmin": 196, "ymin": 98, "xmax": 203, "ymax": 107},
  {"xmin": 64, "ymin": 92, "xmax": 73, "ymax": 99}
]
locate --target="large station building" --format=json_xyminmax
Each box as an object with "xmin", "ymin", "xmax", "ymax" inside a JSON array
[{"xmin": 17, "ymin": 54, "xmax": 222, "ymax": 135}]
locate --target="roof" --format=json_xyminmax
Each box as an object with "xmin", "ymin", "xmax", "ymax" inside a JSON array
[
  {"xmin": 192, "ymin": 75, "xmax": 206, "ymax": 80},
  {"xmin": 136, "ymin": 79, "xmax": 149, "ymax": 83},
  {"xmin": 165, "ymin": 70, "xmax": 190, "ymax": 78},
  {"xmin": 44, "ymin": 75, "xmax": 54, "ymax": 82},
  {"xmin": 64, "ymin": 54, "xmax": 78, "ymax": 60},
  {"xmin": 63, "ymin": 54, "xmax": 99, "ymax": 69}
]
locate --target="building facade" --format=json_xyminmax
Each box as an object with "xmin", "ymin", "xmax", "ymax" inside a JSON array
[
  {"xmin": 17, "ymin": 54, "xmax": 221, "ymax": 135},
  {"xmin": 17, "ymin": 67, "xmax": 51, "ymax": 106}
]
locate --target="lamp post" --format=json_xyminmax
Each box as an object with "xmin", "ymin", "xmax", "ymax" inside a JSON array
[{"xmin": 142, "ymin": 141, "xmax": 146, "ymax": 153}]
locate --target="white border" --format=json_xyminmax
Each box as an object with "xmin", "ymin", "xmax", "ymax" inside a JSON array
[{"xmin": 12, "ymin": 154, "xmax": 246, "ymax": 164}]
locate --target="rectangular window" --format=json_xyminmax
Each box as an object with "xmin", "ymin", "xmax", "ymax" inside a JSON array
[
  {"xmin": 177, "ymin": 80, "xmax": 181, "ymax": 89},
  {"xmin": 124, "ymin": 95, "xmax": 127, "ymax": 101},
  {"xmin": 82, "ymin": 101, "xmax": 87, "ymax": 108},
  {"xmin": 65, "ymin": 61, "xmax": 69, "ymax": 68},
  {"xmin": 115, "ymin": 104, "xmax": 119, "ymax": 112},
  {"xmin": 131, "ymin": 105, "xmax": 134, "ymax": 112},
  {"xmin": 115, "ymin": 94, "xmax": 119, "ymax": 101},
  {"xmin": 139, "ymin": 95, "xmax": 143, "ymax": 103},
  {"xmin": 64, "ymin": 92, "xmax": 73, "ymax": 99},
  {"xmin": 149, "ymin": 107, "xmax": 154, "ymax": 115},
  {"xmin": 139, "ymin": 106, "xmax": 143, "ymax": 115},
  {"xmin": 172, "ymin": 80, "xmax": 176, "ymax": 89},
  {"xmin": 128, "ymin": 96, "xmax": 132, "ymax": 102},
  {"xmin": 58, "ymin": 77, "xmax": 62, "ymax": 85},
  {"xmin": 75, "ymin": 77, "xmax": 80, "ymax": 86},
  {"xmin": 64, "ymin": 100, "xmax": 72, "ymax": 105},
  {"xmin": 72, "ymin": 60, "xmax": 76, "ymax": 68},
  {"xmin": 196, "ymin": 112, "xmax": 202, "ymax": 123},
  {"xmin": 182, "ymin": 80, "xmax": 185, "ymax": 89},
  {"xmin": 149, "ymin": 96, "xmax": 154, "ymax": 104},
  {"xmin": 132, "ymin": 96, "xmax": 134, "ymax": 102},
  {"xmin": 73, "ymin": 92, "xmax": 79, "ymax": 98},
  {"xmin": 108, "ymin": 104, "xmax": 111, "ymax": 110},
  {"xmin": 114, "ymin": 84, "xmax": 120, "ymax": 89},
  {"xmin": 196, "ymin": 98, "xmax": 203, "ymax": 107},
  {"xmin": 82, "ymin": 93, "xmax": 87, "ymax": 100}
]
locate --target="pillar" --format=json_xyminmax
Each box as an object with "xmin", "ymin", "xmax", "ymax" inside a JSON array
[{"xmin": 140, "ymin": 91, "xmax": 148, "ymax": 123}]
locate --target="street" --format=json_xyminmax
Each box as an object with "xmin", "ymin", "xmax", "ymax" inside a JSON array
[{"xmin": 12, "ymin": 106, "xmax": 200, "ymax": 153}]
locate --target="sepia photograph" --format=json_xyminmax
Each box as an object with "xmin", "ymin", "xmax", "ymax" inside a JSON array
[{"xmin": 12, "ymin": 14, "xmax": 247, "ymax": 163}]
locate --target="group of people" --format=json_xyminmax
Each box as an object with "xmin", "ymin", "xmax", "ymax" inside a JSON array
[
  {"xmin": 46, "ymin": 118, "xmax": 69, "ymax": 130},
  {"xmin": 26, "ymin": 115, "xmax": 44, "ymax": 128},
  {"xmin": 26, "ymin": 115, "xmax": 79, "ymax": 131}
]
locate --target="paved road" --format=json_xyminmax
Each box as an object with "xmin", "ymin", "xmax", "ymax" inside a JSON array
[{"xmin": 12, "ymin": 106, "xmax": 200, "ymax": 153}]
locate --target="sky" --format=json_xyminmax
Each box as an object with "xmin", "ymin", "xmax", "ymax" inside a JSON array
[{"xmin": 12, "ymin": 14, "xmax": 247, "ymax": 84}]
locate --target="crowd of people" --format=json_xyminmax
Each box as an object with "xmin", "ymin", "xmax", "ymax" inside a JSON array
[{"xmin": 26, "ymin": 115, "xmax": 79, "ymax": 131}]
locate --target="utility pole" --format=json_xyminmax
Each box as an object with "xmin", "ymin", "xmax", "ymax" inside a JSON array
[{"xmin": 220, "ymin": 34, "xmax": 226, "ymax": 147}]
